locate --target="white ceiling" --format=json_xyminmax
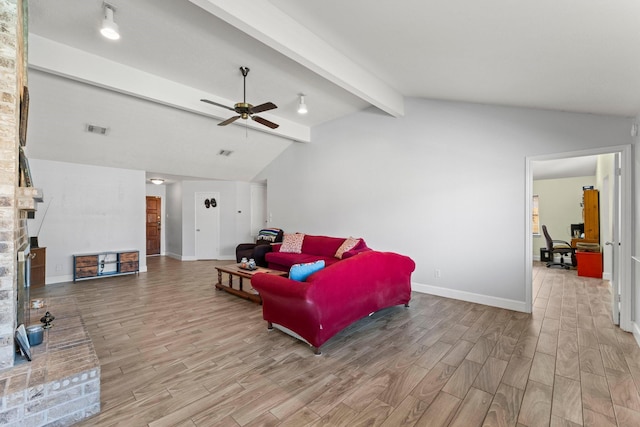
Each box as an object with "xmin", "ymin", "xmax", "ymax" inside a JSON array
[{"xmin": 25, "ymin": 0, "xmax": 637, "ymax": 182}]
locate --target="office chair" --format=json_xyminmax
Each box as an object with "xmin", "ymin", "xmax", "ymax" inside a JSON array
[{"xmin": 542, "ymin": 225, "xmax": 576, "ymax": 269}]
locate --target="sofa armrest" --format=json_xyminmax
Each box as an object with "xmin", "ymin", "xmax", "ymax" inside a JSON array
[
  {"xmin": 252, "ymin": 244, "xmax": 275, "ymax": 267},
  {"xmin": 251, "ymin": 274, "xmax": 319, "ymax": 338},
  {"xmin": 252, "ymin": 273, "xmax": 309, "ymax": 299},
  {"xmin": 236, "ymin": 243, "xmax": 257, "ymax": 252}
]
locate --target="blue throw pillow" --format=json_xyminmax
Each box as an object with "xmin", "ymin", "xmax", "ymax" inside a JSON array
[{"xmin": 289, "ymin": 260, "xmax": 325, "ymax": 282}]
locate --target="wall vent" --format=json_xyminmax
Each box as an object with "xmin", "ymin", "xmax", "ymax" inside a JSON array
[{"xmin": 86, "ymin": 124, "xmax": 108, "ymax": 135}]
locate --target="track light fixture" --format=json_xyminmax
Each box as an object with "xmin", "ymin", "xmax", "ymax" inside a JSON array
[
  {"xmin": 100, "ymin": 3, "xmax": 120, "ymax": 40},
  {"xmin": 297, "ymin": 94, "xmax": 308, "ymax": 114}
]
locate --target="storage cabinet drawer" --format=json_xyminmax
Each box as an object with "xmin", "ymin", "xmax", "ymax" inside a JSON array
[
  {"xmin": 120, "ymin": 252, "xmax": 139, "ymax": 262},
  {"xmin": 76, "ymin": 266, "xmax": 98, "ymax": 278},
  {"xmin": 120, "ymin": 262, "xmax": 139, "ymax": 273},
  {"xmin": 76, "ymin": 255, "xmax": 98, "ymax": 267},
  {"xmin": 31, "ymin": 247, "xmax": 46, "ymax": 268}
]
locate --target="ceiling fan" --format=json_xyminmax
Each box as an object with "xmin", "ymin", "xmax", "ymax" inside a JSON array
[{"xmin": 201, "ymin": 66, "xmax": 279, "ymax": 129}]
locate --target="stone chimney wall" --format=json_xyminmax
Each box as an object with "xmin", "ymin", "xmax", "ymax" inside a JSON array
[{"xmin": 0, "ymin": 0, "xmax": 26, "ymax": 370}]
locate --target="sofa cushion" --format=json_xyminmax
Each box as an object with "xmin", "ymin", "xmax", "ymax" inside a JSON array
[
  {"xmin": 290, "ymin": 260, "xmax": 325, "ymax": 282},
  {"xmin": 301, "ymin": 235, "xmax": 346, "ymax": 257},
  {"xmin": 334, "ymin": 237, "xmax": 361, "ymax": 259},
  {"xmin": 267, "ymin": 251, "xmax": 318, "ymax": 267},
  {"xmin": 280, "ymin": 233, "xmax": 305, "ymax": 253}
]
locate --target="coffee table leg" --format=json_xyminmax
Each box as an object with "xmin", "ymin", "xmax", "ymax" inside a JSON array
[
  {"xmin": 239, "ymin": 277, "xmax": 243, "ymax": 291},
  {"xmin": 228, "ymin": 273, "xmax": 233, "ymax": 289},
  {"xmin": 216, "ymin": 270, "xmax": 222, "ymax": 290}
]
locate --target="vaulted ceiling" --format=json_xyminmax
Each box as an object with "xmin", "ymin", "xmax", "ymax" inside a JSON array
[{"xmin": 25, "ymin": 0, "xmax": 640, "ymax": 182}]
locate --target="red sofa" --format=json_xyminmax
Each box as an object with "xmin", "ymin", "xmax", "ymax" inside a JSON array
[
  {"xmin": 251, "ymin": 250, "xmax": 416, "ymax": 354},
  {"xmin": 265, "ymin": 234, "xmax": 371, "ymax": 272}
]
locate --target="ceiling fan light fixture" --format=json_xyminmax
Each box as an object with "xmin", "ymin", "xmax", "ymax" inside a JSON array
[
  {"xmin": 200, "ymin": 67, "xmax": 280, "ymax": 129},
  {"xmin": 150, "ymin": 178, "xmax": 164, "ymax": 185},
  {"xmin": 297, "ymin": 94, "xmax": 308, "ymax": 114},
  {"xmin": 100, "ymin": 4, "xmax": 120, "ymax": 40}
]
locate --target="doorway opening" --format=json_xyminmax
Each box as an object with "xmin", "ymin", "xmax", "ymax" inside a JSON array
[
  {"xmin": 526, "ymin": 144, "xmax": 632, "ymax": 331},
  {"xmin": 146, "ymin": 196, "xmax": 161, "ymax": 256}
]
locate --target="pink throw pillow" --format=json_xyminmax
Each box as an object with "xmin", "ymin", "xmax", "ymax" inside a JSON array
[
  {"xmin": 334, "ymin": 237, "xmax": 361, "ymax": 259},
  {"xmin": 280, "ymin": 233, "xmax": 305, "ymax": 253}
]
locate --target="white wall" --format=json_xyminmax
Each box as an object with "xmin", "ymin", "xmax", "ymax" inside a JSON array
[
  {"xmin": 165, "ymin": 182, "xmax": 183, "ymax": 259},
  {"xmin": 145, "ymin": 183, "xmax": 167, "ymax": 255},
  {"xmin": 532, "ymin": 176, "xmax": 596, "ymax": 260},
  {"xmin": 27, "ymin": 159, "xmax": 147, "ymax": 283},
  {"xmin": 258, "ymin": 97, "xmax": 633, "ymax": 311}
]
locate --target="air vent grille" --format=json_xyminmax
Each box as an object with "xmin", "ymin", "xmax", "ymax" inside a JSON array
[{"xmin": 86, "ymin": 124, "xmax": 108, "ymax": 135}]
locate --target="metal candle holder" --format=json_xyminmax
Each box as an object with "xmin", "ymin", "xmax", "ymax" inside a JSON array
[{"xmin": 40, "ymin": 311, "xmax": 55, "ymax": 329}]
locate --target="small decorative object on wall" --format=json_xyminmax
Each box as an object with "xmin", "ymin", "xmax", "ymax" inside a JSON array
[
  {"xmin": 19, "ymin": 86, "xmax": 29, "ymax": 146},
  {"xmin": 204, "ymin": 198, "xmax": 217, "ymax": 208},
  {"xmin": 210, "ymin": 198, "xmax": 217, "ymax": 207},
  {"xmin": 204, "ymin": 199, "xmax": 210, "ymax": 208}
]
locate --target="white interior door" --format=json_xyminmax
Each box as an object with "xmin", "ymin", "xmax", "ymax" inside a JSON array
[
  {"xmin": 195, "ymin": 192, "xmax": 220, "ymax": 260},
  {"xmin": 608, "ymin": 154, "xmax": 621, "ymax": 325}
]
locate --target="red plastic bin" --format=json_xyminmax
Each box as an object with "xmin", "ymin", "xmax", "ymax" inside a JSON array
[{"xmin": 576, "ymin": 251, "xmax": 602, "ymax": 278}]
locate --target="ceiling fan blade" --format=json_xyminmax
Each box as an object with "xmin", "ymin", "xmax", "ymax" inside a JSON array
[
  {"xmin": 201, "ymin": 99, "xmax": 235, "ymax": 111},
  {"xmin": 251, "ymin": 115, "xmax": 279, "ymax": 129},
  {"xmin": 250, "ymin": 102, "xmax": 277, "ymax": 114},
  {"xmin": 218, "ymin": 116, "xmax": 241, "ymax": 126}
]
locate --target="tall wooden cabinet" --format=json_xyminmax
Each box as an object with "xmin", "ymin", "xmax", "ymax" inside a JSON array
[
  {"xmin": 30, "ymin": 247, "xmax": 46, "ymax": 288},
  {"xmin": 583, "ymin": 189, "xmax": 599, "ymax": 241}
]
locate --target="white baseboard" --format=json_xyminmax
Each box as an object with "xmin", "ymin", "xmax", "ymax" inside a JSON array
[
  {"xmin": 45, "ymin": 274, "xmax": 74, "ymax": 285},
  {"xmin": 167, "ymin": 253, "xmax": 235, "ymax": 261},
  {"xmin": 412, "ymin": 282, "xmax": 528, "ymax": 313}
]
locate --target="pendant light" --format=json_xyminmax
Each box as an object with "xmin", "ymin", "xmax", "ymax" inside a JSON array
[
  {"xmin": 100, "ymin": 4, "xmax": 120, "ymax": 40},
  {"xmin": 297, "ymin": 94, "xmax": 308, "ymax": 114}
]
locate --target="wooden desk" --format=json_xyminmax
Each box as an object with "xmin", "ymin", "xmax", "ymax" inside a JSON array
[{"xmin": 571, "ymin": 238, "xmax": 599, "ymax": 248}]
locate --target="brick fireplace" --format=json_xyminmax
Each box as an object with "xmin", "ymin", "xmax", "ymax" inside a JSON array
[
  {"xmin": 0, "ymin": 0, "xmax": 28, "ymax": 373},
  {"xmin": 0, "ymin": 1, "xmax": 100, "ymax": 425}
]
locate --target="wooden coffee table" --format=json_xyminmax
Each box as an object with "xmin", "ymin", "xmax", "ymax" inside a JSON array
[{"xmin": 215, "ymin": 263, "xmax": 287, "ymax": 304}]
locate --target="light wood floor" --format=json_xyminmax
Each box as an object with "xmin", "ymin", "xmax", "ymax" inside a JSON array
[{"xmin": 31, "ymin": 257, "xmax": 640, "ymax": 426}]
